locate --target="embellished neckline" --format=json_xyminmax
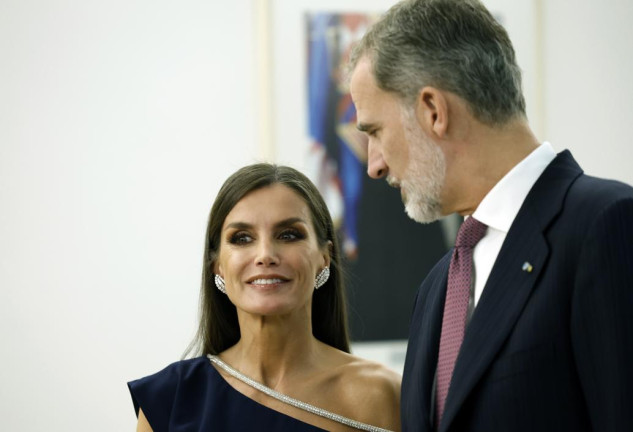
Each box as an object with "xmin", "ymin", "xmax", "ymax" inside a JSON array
[{"xmin": 207, "ymin": 354, "xmax": 393, "ymax": 432}]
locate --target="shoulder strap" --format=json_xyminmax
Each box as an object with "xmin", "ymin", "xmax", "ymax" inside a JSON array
[{"xmin": 207, "ymin": 355, "xmax": 392, "ymax": 432}]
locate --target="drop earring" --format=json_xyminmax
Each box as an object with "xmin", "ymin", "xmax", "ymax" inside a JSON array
[
  {"xmin": 314, "ymin": 267, "xmax": 330, "ymax": 290},
  {"xmin": 214, "ymin": 274, "xmax": 226, "ymax": 294}
]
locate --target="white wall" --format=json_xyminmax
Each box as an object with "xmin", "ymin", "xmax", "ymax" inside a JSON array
[
  {"xmin": 542, "ymin": 0, "xmax": 633, "ymax": 185},
  {"xmin": 1, "ymin": 1, "xmax": 632, "ymax": 431},
  {"xmin": 0, "ymin": 0, "xmax": 256, "ymax": 430}
]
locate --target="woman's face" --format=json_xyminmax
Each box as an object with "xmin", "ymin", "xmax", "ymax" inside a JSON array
[{"xmin": 215, "ymin": 184, "xmax": 330, "ymax": 317}]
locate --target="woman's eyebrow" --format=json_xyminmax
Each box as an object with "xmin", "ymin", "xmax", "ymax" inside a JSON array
[
  {"xmin": 223, "ymin": 221, "xmax": 252, "ymax": 231},
  {"xmin": 223, "ymin": 218, "xmax": 307, "ymax": 231},
  {"xmin": 274, "ymin": 217, "xmax": 307, "ymax": 228}
]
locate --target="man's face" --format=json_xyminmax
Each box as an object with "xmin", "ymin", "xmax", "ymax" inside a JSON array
[{"xmin": 350, "ymin": 57, "xmax": 446, "ymax": 223}]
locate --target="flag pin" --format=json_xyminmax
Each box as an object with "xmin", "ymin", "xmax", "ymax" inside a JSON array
[{"xmin": 522, "ymin": 262, "xmax": 533, "ymax": 273}]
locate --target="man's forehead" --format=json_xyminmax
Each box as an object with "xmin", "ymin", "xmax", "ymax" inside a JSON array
[{"xmin": 349, "ymin": 57, "xmax": 376, "ymax": 104}]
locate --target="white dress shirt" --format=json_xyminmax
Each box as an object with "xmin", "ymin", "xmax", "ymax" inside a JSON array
[{"xmin": 470, "ymin": 142, "xmax": 557, "ymax": 306}]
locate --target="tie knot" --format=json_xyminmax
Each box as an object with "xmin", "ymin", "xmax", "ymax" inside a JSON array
[{"xmin": 455, "ymin": 216, "xmax": 487, "ymax": 248}]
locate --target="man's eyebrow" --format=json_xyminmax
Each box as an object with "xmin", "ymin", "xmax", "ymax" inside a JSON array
[{"xmin": 356, "ymin": 122, "xmax": 375, "ymax": 133}]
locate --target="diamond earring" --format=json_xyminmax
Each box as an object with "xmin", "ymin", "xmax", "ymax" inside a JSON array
[
  {"xmin": 214, "ymin": 274, "xmax": 226, "ymax": 294},
  {"xmin": 314, "ymin": 267, "xmax": 330, "ymax": 290}
]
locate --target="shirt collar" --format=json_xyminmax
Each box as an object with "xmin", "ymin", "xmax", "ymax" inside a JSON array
[{"xmin": 472, "ymin": 142, "xmax": 556, "ymax": 233}]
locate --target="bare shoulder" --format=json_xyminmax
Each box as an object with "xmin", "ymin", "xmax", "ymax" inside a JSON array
[
  {"xmin": 326, "ymin": 351, "xmax": 402, "ymax": 431},
  {"xmin": 342, "ymin": 355, "xmax": 401, "ymax": 394}
]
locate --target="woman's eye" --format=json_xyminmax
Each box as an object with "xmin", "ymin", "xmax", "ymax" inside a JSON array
[
  {"xmin": 229, "ymin": 232, "xmax": 252, "ymax": 245},
  {"xmin": 279, "ymin": 229, "xmax": 304, "ymax": 241}
]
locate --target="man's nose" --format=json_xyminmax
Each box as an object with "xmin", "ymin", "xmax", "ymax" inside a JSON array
[{"xmin": 367, "ymin": 143, "xmax": 388, "ymax": 179}]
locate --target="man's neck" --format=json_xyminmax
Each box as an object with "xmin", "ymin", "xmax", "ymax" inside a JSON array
[{"xmin": 446, "ymin": 117, "xmax": 540, "ymax": 216}]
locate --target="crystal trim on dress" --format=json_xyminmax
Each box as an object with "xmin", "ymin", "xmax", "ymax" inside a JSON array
[{"xmin": 207, "ymin": 354, "xmax": 393, "ymax": 432}]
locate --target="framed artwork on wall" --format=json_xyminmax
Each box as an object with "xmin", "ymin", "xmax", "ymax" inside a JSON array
[{"xmin": 256, "ymin": 0, "xmax": 541, "ymax": 342}]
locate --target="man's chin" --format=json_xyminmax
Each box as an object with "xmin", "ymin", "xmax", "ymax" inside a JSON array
[{"xmin": 404, "ymin": 199, "xmax": 442, "ymax": 224}]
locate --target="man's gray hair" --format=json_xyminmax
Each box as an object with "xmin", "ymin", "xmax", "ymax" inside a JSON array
[{"xmin": 349, "ymin": 0, "xmax": 526, "ymax": 126}]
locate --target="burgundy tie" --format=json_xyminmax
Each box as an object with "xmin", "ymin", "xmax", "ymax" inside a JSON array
[{"xmin": 435, "ymin": 216, "xmax": 487, "ymax": 428}]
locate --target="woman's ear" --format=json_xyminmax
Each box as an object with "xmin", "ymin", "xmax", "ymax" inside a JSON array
[
  {"xmin": 322, "ymin": 241, "xmax": 333, "ymax": 268},
  {"xmin": 416, "ymin": 86, "xmax": 449, "ymax": 138}
]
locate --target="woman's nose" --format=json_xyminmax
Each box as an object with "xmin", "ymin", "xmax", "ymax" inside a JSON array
[{"xmin": 255, "ymin": 239, "xmax": 279, "ymax": 266}]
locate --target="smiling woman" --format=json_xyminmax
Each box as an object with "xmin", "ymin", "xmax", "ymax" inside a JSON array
[
  {"xmin": 215, "ymin": 184, "xmax": 331, "ymax": 318},
  {"xmin": 127, "ymin": 163, "xmax": 401, "ymax": 432}
]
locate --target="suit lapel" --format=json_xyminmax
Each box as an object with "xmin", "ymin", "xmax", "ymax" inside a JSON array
[
  {"xmin": 439, "ymin": 151, "xmax": 583, "ymax": 431},
  {"xmin": 403, "ymin": 252, "xmax": 451, "ymax": 431},
  {"xmin": 419, "ymin": 256, "xmax": 451, "ymax": 428}
]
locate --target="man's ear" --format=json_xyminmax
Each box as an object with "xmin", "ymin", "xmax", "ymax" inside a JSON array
[{"xmin": 416, "ymin": 86, "xmax": 449, "ymax": 138}]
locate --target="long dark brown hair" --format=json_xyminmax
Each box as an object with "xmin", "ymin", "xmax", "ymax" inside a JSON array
[{"xmin": 185, "ymin": 163, "xmax": 350, "ymax": 357}]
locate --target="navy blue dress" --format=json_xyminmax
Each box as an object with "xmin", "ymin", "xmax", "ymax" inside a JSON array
[{"xmin": 128, "ymin": 357, "xmax": 327, "ymax": 431}]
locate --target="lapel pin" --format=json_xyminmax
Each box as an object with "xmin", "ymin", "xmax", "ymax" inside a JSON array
[{"xmin": 522, "ymin": 262, "xmax": 533, "ymax": 273}]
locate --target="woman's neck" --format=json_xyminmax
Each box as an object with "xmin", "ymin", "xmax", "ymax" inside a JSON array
[{"xmin": 221, "ymin": 312, "xmax": 325, "ymax": 390}]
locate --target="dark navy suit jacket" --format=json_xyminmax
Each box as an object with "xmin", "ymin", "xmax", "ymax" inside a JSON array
[{"xmin": 401, "ymin": 151, "xmax": 633, "ymax": 431}]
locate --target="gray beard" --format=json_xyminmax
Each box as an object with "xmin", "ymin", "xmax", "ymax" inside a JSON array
[{"xmin": 398, "ymin": 109, "xmax": 446, "ymax": 224}]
